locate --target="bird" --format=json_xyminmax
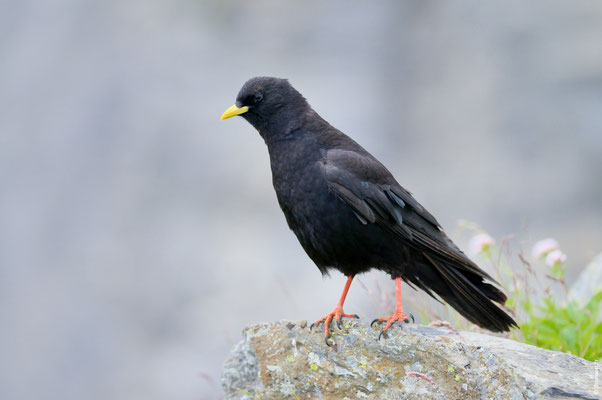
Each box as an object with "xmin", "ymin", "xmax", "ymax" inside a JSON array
[{"xmin": 220, "ymin": 76, "xmax": 517, "ymax": 344}]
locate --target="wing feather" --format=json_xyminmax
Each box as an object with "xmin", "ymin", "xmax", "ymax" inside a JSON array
[{"xmin": 321, "ymin": 148, "xmax": 496, "ymax": 283}]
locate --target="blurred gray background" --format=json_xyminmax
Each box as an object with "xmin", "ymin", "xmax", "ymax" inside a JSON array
[{"xmin": 1, "ymin": 0, "xmax": 601, "ymax": 399}]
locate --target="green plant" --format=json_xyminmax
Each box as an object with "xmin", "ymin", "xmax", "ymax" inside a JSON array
[
  {"xmin": 461, "ymin": 224, "xmax": 602, "ymax": 361},
  {"xmin": 519, "ymin": 291, "xmax": 601, "ymax": 360}
]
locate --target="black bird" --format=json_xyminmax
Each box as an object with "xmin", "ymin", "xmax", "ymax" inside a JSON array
[{"xmin": 221, "ymin": 77, "xmax": 517, "ymax": 342}]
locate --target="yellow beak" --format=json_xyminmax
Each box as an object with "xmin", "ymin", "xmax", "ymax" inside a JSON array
[{"xmin": 220, "ymin": 104, "xmax": 249, "ymax": 120}]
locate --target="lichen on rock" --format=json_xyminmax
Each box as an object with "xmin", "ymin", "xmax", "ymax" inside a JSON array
[{"xmin": 222, "ymin": 320, "xmax": 600, "ymax": 400}]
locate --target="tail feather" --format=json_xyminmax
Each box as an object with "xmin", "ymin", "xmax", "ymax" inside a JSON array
[{"xmin": 422, "ymin": 252, "xmax": 517, "ymax": 332}]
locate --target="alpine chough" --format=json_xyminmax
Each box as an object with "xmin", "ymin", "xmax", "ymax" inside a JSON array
[{"xmin": 221, "ymin": 77, "xmax": 517, "ymax": 342}]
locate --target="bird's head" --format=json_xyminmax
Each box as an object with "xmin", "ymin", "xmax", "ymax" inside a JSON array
[{"xmin": 220, "ymin": 77, "xmax": 309, "ymax": 136}]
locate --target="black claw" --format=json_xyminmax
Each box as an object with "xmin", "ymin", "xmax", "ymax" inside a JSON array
[
  {"xmin": 378, "ymin": 329, "xmax": 388, "ymax": 341},
  {"xmin": 353, "ymin": 314, "xmax": 360, "ymax": 319},
  {"xmin": 310, "ymin": 322, "xmax": 316, "ymax": 331},
  {"xmin": 336, "ymin": 320, "xmax": 342, "ymax": 330},
  {"xmin": 403, "ymin": 318, "xmax": 410, "ymax": 324},
  {"xmin": 409, "ymin": 314, "xmax": 415, "ymax": 323},
  {"xmin": 371, "ymin": 318, "xmax": 381, "ymax": 328},
  {"xmin": 325, "ymin": 336, "xmax": 333, "ymax": 347}
]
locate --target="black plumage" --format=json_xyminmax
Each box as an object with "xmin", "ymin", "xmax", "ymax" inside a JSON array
[{"xmin": 221, "ymin": 77, "xmax": 517, "ymax": 336}]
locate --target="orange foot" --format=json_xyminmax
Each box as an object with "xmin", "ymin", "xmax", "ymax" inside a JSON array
[
  {"xmin": 371, "ymin": 311, "xmax": 415, "ymax": 340},
  {"xmin": 310, "ymin": 307, "xmax": 359, "ymax": 346},
  {"xmin": 372, "ymin": 277, "xmax": 415, "ymax": 340}
]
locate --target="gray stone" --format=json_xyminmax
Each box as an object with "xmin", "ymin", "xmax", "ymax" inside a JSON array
[
  {"xmin": 570, "ymin": 252, "xmax": 602, "ymax": 308},
  {"xmin": 222, "ymin": 320, "xmax": 601, "ymax": 400}
]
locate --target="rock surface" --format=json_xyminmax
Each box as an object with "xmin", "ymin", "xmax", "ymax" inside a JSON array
[{"xmin": 222, "ymin": 320, "xmax": 600, "ymax": 400}]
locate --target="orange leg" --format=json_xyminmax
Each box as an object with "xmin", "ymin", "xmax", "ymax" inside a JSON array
[
  {"xmin": 310, "ymin": 275, "xmax": 359, "ymax": 345},
  {"xmin": 371, "ymin": 277, "xmax": 414, "ymax": 339}
]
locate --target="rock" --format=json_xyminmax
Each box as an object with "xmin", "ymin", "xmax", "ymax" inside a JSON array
[
  {"xmin": 570, "ymin": 252, "xmax": 602, "ymax": 307},
  {"xmin": 222, "ymin": 320, "xmax": 600, "ymax": 400}
]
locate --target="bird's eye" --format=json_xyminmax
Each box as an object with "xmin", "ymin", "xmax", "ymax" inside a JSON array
[{"xmin": 254, "ymin": 92, "xmax": 263, "ymax": 103}]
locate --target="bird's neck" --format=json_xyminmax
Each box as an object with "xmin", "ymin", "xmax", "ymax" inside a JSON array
[
  {"xmin": 257, "ymin": 113, "xmax": 304, "ymax": 144},
  {"xmin": 262, "ymin": 111, "xmax": 328, "ymax": 174},
  {"xmin": 259, "ymin": 108, "xmax": 327, "ymax": 144}
]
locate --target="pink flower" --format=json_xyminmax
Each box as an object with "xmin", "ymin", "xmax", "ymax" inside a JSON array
[
  {"xmin": 469, "ymin": 233, "xmax": 494, "ymax": 256},
  {"xmin": 531, "ymin": 238, "xmax": 559, "ymax": 259},
  {"xmin": 545, "ymin": 250, "xmax": 567, "ymax": 267}
]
